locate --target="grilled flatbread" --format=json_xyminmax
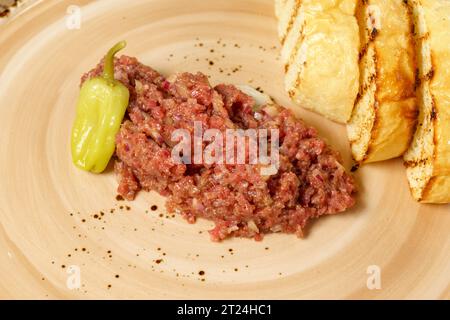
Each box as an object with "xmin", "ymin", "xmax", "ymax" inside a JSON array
[
  {"xmin": 403, "ymin": 0, "xmax": 450, "ymax": 203},
  {"xmin": 276, "ymin": 0, "xmax": 360, "ymax": 123},
  {"xmin": 347, "ymin": 0, "xmax": 417, "ymax": 163}
]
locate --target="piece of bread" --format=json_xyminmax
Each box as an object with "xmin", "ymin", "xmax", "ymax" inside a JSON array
[
  {"xmin": 403, "ymin": 0, "xmax": 450, "ymax": 203},
  {"xmin": 276, "ymin": 0, "xmax": 360, "ymax": 123},
  {"xmin": 346, "ymin": 0, "xmax": 418, "ymax": 163}
]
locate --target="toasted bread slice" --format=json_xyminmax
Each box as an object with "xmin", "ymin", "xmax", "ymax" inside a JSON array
[
  {"xmin": 277, "ymin": 0, "xmax": 360, "ymax": 123},
  {"xmin": 347, "ymin": 0, "xmax": 418, "ymax": 163},
  {"xmin": 403, "ymin": 0, "xmax": 450, "ymax": 203}
]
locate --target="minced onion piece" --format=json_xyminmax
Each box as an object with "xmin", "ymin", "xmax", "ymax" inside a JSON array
[{"xmin": 235, "ymin": 84, "xmax": 274, "ymax": 111}]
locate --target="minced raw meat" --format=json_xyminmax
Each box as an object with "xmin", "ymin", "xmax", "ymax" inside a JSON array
[{"xmin": 81, "ymin": 55, "xmax": 357, "ymax": 241}]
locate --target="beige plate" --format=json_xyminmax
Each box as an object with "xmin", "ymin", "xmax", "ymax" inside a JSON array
[{"xmin": 0, "ymin": 0, "xmax": 449, "ymax": 299}]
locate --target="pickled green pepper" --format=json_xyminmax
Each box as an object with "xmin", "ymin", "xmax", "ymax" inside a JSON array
[{"xmin": 71, "ymin": 41, "xmax": 130, "ymax": 173}]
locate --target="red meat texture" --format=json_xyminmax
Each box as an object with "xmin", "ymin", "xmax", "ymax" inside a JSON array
[{"xmin": 82, "ymin": 55, "xmax": 356, "ymax": 241}]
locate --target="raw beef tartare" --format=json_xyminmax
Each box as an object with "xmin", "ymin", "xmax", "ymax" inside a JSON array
[{"xmin": 81, "ymin": 55, "xmax": 356, "ymax": 241}]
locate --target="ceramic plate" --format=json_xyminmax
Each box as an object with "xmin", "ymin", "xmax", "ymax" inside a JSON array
[{"xmin": 0, "ymin": 0, "xmax": 448, "ymax": 299}]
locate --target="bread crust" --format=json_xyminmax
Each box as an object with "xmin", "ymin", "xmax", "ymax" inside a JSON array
[
  {"xmin": 404, "ymin": 0, "xmax": 450, "ymax": 203},
  {"xmin": 347, "ymin": 0, "xmax": 418, "ymax": 163}
]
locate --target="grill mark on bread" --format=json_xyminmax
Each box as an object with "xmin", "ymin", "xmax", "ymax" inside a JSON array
[
  {"xmin": 357, "ymin": 2, "xmax": 380, "ymax": 99},
  {"xmin": 357, "ymin": 50, "xmax": 377, "ymax": 100},
  {"xmin": 404, "ymin": 157, "xmax": 432, "ymax": 168},
  {"xmin": 280, "ymin": 0, "xmax": 302, "ymax": 45},
  {"xmin": 418, "ymin": 32, "xmax": 430, "ymax": 41},
  {"xmin": 285, "ymin": 31, "xmax": 306, "ymax": 74},
  {"xmin": 407, "ymin": 55, "xmax": 437, "ymax": 162},
  {"xmin": 363, "ymin": 45, "xmax": 381, "ymax": 160},
  {"xmin": 414, "ymin": 68, "xmax": 421, "ymax": 89},
  {"xmin": 430, "ymin": 106, "xmax": 437, "ymax": 121},
  {"xmin": 285, "ymin": 16, "xmax": 307, "ymax": 74},
  {"xmin": 359, "ymin": 26, "xmax": 378, "ymax": 60},
  {"xmin": 423, "ymin": 68, "xmax": 434, "ymax": 81}
]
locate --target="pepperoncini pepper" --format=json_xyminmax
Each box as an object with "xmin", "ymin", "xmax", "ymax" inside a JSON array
[{"xmin": 71, "ymin": 41, "xmax": 130, "ymax": 173}]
